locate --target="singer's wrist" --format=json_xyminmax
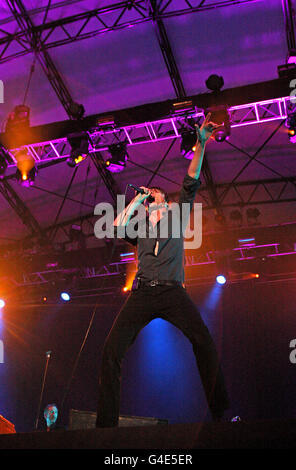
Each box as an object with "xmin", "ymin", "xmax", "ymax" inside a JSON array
[{"xmin": 135, "ymin": 192, "xmax": 149, "ymax": 204}]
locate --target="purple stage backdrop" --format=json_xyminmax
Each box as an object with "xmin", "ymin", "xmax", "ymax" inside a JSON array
[{"xmin": 1, "ymin": 279, "xmax": 296, "ymax": 432}]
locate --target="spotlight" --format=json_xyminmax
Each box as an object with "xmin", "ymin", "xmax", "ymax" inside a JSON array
[
  {"xmin": 216, "ymin": 275, "xmax": 227, "ymax": 285},
  {"xmin": 122, "ymin": 286, "xmax": 129, "ymax": 293},
  {"xmin": 205, "ymin": 105, "xmax": 231, "ymax": 142},
  {"xmin": 15, "ymin": 149, "xmax": 36, "ymax": 186},
  {"xmin": 60, "ymin": 292, "xmax": 70, "ymax": 302},
  {"xmin": 105, "ymin": 143, "xmax": 128, "ymax": 173},
  {"xmin": 69, "ymin": 224, "xmax": 86, "ymax": 249},
  {"xmin": 214, "ymin": 213, "xmax": 226, "ymax": 226},
  {"xmin": 246, "ymin": 208, "xmax": 261, "ymax": 226},
  {"xmin": 230, "ymin": 210, "xmax": 243, "ymax": 227},
  {"xmin": 67, "ymin": 132, "xmax": 89, "ymax": 167},
  {"xmin": 286, "ymin": 111, "xmax": 296, "ymax": 143},
  {"xmin": 69, "ymin": 224, "xmax": 83, "ymax": 240},
  {"xmin": 0, "ymin": 299, "xmax": 5, "ymax": 308},
  {"xmin": 5, "ymin": 105, "xmax": 30, "ymax": 134},
  {"xmin": 180, "ymin": 129, "xmax": 197, "ymax": 160},
  {"xmin": 4, "ymin": 105, "xmax": 32, "ymax": 148},
  {"xmin": 205, "ymin": 74, "xmax": 224, "ymax": 93},
  {"xmin": 16, "ymin": 166, "xmax": 36, "ymax": 187}
]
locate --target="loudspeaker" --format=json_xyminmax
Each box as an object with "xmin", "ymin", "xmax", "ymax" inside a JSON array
[
  {"xmin": 69, "ymin": 409, "xmax": 168, "ymax": 430},
  {"xmin": 0, "ymin": 415, "xmax": 15, "ymax": 434}
]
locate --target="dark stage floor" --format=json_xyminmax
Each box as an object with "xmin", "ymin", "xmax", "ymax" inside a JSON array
[{"xmin": 0, "ymin": 419, "xmax": 296, "ymax": 449}]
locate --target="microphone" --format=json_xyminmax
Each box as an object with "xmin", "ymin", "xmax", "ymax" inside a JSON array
[
  {"xmin": 128, "ymin": 183, "xmax": 155, "ymax": 203},
  {"xmin": 128, "ymin": 183, "xmax": 147, "ymax": 195}
]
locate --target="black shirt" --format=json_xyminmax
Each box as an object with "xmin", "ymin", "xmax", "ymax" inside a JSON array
[{"xmin": 114, "ymin": 174, "xmax": 201, "ymax": 283}]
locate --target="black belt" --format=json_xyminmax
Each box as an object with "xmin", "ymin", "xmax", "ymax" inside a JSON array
[{"xmin": 133, "ymin": 278, "xmax": 184, "ymax": 289}]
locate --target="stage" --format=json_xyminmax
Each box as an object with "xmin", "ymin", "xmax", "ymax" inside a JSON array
[{"xmin": 0, "ymin": 420, "xmax": 296, "ymax": 449}]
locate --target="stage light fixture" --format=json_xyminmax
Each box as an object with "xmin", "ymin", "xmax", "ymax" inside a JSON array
[
  {"xmin": 67, "ymin": 132, "xmax": 90, "ymax": 167},
  {"xmin": 246, "ymin": 208, "xmax": 261, "ymax": 226},
  {"xmin": 214, "ymin": 213, "xmax": 226, "ymax": 226},
  {"xmin": 205, "ymin": 74, "xmax": 224, "ymax": 93},
  {"xmin": 4, "ymin": 105, "xmax": 32, "ymax": 149},
  {"xmin": 214, "ymin": 251, "xmax": 230, "ymax": 285},
  {"xmin": 0, "ymin": 299, "xmax": 5, "ymax": 308},
  {"xmin": 204, "ymin": 105, "xmax": 231, "ymax": 142},
  {"xmin": 105, "ymin": 143, "xmax": 128, "ymax": 173},
  {"xmin": 69, "ymin": 224, "xmax": 83, "ymax": 240},
  {"xmin": 216, "ymin": 275, "xmax": 227, "ymax": 285},
  {"xmin": 69, "ymin": 224, "xmax": 86, "ymax": 250},
  {"xmin": 180, "ymin": 129, "xmax": 197, "ymax": 159},
  {"xmin": 230, "ymin": 210, "xmax": 243, "ymax": 227},
  {"xmin": 15, "ymin": 149, "xmax": 36, "ymax": 187},
  {"xmin": 5, "ymin": 105, "xmax": 30, "ymax": 134},
  {"xmin": 16, "ymin": 166, "xmax": 36, "ymax": 187},
  {"xmin": 286, "ymin": 111, "xmax": 296, "ymax": 143},
  {"xmin": 61, "ymin": 292, "xmax": 70, "ymax": 302}
]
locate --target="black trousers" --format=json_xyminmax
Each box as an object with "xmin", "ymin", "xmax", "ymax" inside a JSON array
[{"xmin": 96, "ymin": 284, "xmax": 229, "ymax": 427}]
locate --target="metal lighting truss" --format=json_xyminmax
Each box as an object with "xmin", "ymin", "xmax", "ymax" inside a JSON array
[
  {"xmin": 185, "ymin": 243, "xmax": 296, "ymax": 266},
  {"xmin": 145, "ymin": 0, "xmax": 186, "ymax": 99},
  {"xmin": 0, "ymin": 0, "xmax": 261, "ymax": 64},
  {"xmin": 12, "ymin": 240, "xmax": 296, "ymax": 290},
  {"xmin": 197, "ymin": 176, "xmax": 296, "ymax": 210},
  {"xmin": 0, "ymin": 178, "xmax": 45, "ymax": 236},
  {"xmin": 6, "ymin": 0, "xmax": 81, "ymax": 119},
  {"xmin": 6, "ymin": 95, "xmax": 293, "ymax": 166}
]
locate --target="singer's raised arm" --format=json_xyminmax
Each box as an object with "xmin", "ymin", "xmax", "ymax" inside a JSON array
[{"xmin": 187, "ymin": 113, "xmax": 222, "ymax": 180}]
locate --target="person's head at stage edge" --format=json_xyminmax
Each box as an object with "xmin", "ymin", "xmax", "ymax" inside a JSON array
[{"xmin": 43, "ymin": 404, "xmax": 58, "ymax": 429}]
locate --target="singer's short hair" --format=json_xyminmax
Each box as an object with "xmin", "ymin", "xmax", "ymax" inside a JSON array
[
  {"xmin": 150, "ymin": 186, "xmax": 169, "ymax": 203},
  {"xmin": 44, "ymin": 403, "xmax": 58, "ymax": 417}
]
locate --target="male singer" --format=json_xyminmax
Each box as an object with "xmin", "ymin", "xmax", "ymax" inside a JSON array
[{"xmin": 96, "ymin": 114, "xmax": 229, "ymax": 427}]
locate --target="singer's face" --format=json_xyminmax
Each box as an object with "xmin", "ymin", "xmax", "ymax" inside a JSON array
[
  {"xmin": 148, "ymin": 188, "xmax": 166, "ymax": 205},
  {"xmin": 44, "ymin": 406, "xmax": 58, "ymax": 424}
]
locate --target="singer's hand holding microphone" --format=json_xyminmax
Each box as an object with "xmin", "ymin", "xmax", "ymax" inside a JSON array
[{"xmin": 128, "ymin": 183, "xmax": 152, "ymax": 203}]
